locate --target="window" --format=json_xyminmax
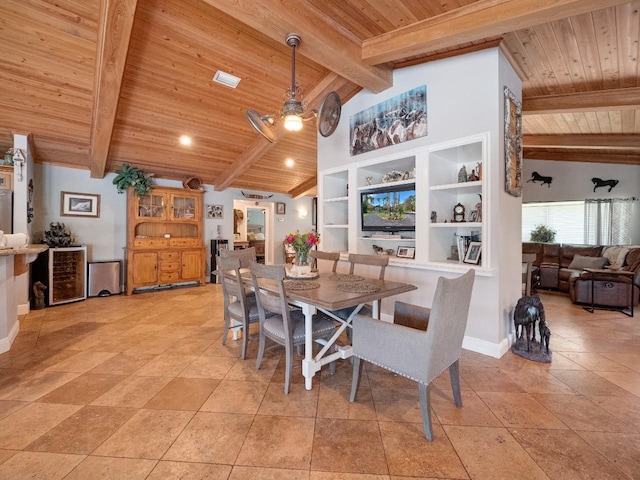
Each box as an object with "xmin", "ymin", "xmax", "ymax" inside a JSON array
[
  {"xmin": 522, "ymin": 201, "xmax": 584, "ymax": 243},
  {"xmin": 523, "ymin": 198, "xmax": 637, "ymax": 245}
]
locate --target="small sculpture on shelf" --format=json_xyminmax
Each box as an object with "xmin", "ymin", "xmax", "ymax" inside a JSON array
[
  {"xmin": 468, "ymin": 169, "xmax": 479, "ymax": 181},
  {"xmin": 476, "ymin": 162, "xmax": 482, "ymax": 180},
  {"xmin": 43, "ymin": 222, "xmax": 75, "ymax": 247},
  {"xmin": 457, "ymin": 165, "xmax": 467, "ymax": 183}
]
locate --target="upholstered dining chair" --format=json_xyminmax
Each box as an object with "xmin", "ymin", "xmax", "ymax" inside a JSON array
[
  {"xmin": 349, "ymin": 269, "xmax": 475, "ymax": 441},
  {"xmin": 220, "ymin": 246, "xmax": 257, "ymax": 268},
  {"xmin": 309, "ymin": 250, "xmax": 340, "ymax": 273},
  {"xmin": 250, "ymin": 262, "xmax": 337, "ymax": 394},
  {"xmin": 218, "ymin": 255, "xmax": 272, "ymax": 360}
]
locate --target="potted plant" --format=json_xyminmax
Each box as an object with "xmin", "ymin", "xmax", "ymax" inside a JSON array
[
  {"xmin": 530, "ymin": 224, "xmax": 556, "ymax": 243},
  {"xmin": 113, "ymin": 163, "xmax": 154, "ymax": 196}
]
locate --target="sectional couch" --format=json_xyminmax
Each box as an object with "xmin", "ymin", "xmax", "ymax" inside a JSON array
[{"xmin": 522, "ymin": 242, "xmax": 640, "ymax": 308}]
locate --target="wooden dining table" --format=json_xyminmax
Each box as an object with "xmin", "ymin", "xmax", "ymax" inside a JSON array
[{"xmin": 279, "ymin": 271, "xmax": 417, "ymax": 390}]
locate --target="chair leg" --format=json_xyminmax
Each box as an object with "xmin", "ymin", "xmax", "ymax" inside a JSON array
[
  {"xmin": 222, "ymin": 312, "xmax": 229, "ymax": 346},
  {"xmin": 418, "ymin": 383, "xmax": 434, "ymax": 441},
  {"xmin": 255, "ymin": 331, "xmax": 265, "ymax": 370},
  {"xmin": 241, "ymin": 321, "xmax": 249, "ymax": 360},
  {"xmin": 349, "ymin": 356, "xmax": 363, "ymax": 402},
  {"xmin": 284, "ymin": 343, "xmax": 292, "ymax": 394},
  {"xmin": 449, "ymin": 360, "xmax": 463, "ymax": 407}
]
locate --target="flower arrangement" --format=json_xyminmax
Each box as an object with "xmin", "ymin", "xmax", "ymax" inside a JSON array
[{"xmin": 284, "ymin": 230, "xmax": 320, "ymax": 255}]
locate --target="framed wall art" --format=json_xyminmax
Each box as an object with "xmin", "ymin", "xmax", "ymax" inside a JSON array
[
  {"xmin": 504, "ymin": 86, "xmax": 522, "ymax": 197},
  {"xmin": 60, "ymin": 192, "xmax": 100, "ymax": 218},
  {"xmin": 206, "ymin": 204, "xmax": 223, "ymax": 219},
  {"xmin": 276, "ymin": 202, "xmax": 286, "ymax": 215}
]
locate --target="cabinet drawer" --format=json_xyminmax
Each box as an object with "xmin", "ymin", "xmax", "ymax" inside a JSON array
[
  {"xmin": 169, "ymin": 238, "xmax": 200, "ymax": 247},
  {"xmin": 158, "ymin": 251, "xmax": 179, "ymax": 261},
  {"xmin": 134, "ymin": 238, "xmax": 169, "ymax": 248},
  {"xmin": 159, "ymin": 261, "xmax": 179, "ymax": 271},
  {"xmin": 159, "ymin": 271, "xmax": 180, "ymax": 282}
]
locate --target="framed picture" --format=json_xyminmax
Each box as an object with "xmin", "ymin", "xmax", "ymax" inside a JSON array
[
  {"xmin": 396, "ymin": 246, "xmax": 415, "ymax": 259},
  {"xmin": 504, "ymin": 86, "xmax": 522, "ymax": 197},
  {"xmin": 206, "ymin": 204, "xmax": 223, "ymax": 219},
  {"xmin": 464, "ymin": 241, "xmax": 482, "ymax": 264},
  {"xmin": 276, "ymin": 202, "xmax": 286, "ymax": 215},
  {"xmin": 469, "ymin": 210, "xmax": 478, "ymax": 222},
  {"xmin": 311, "ymin": 197, "xmax": 317, "ymax": 227},
  {"xmin": 60, "ymin": 192, "xmax": 100, "ymax": 218}
]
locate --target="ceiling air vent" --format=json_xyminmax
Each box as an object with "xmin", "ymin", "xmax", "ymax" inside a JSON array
[{"xmin": 212, "ymin": 70, "xmax": 241, "ymax": 88}]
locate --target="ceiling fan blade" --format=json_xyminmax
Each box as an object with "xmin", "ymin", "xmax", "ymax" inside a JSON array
[
  {"xmin": 317, "ymin": 91, "xmax": 341, "ymax": 137},
  {"xmin": 247, "ymin": 109, "xmax": 276, "ymax": 143}
]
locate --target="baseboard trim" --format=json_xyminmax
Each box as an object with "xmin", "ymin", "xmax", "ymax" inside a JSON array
[
  {"xmin": 0, "ymin": 320, "xmax": 20, "ymax": 354},
  {"xmin": 17, "ymin": 302, "xmax": 30, "ymax": 316},
  {"xmin": 462, "ymin": 335, "xmax": 512, "ymax": 359}
]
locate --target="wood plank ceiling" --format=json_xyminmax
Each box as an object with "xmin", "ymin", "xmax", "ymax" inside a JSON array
[{"xmin": 1, "ymin": 0, "xmax": 638, "ymax": 198}]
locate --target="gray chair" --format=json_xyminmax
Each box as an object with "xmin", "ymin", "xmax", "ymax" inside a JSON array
[
  {"xmin": 350, "ymin": 269, "xmax": 475, "ymax": 441},
  {"xmin": 220, "ymin": 246, "xmax": 257, "ymax": 268},
  {"xmin": 218, "ymin": 255, "xmax": 272, "ymax": 360},
  {"xmin": 309, "ymin": 250, "xmax": 340, "ymax": 273},
  {"xmin": 250, "ymin": 262, "xmax": 337, "ymax": 394}
]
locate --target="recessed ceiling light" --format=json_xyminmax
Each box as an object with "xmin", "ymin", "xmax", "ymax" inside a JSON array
[
  {"xmin": 285, "ymin": 158, "xmax": 295, "ymax": 168},
  {"xmin": 179, "ymin": 135, "xmax": 192, "ymax": 146},
  {"xmin": 212, "ymin": 70, "xmax": 241, "ymax": 88}
]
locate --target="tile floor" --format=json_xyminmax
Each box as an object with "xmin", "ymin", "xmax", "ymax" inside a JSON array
[{"xmin": 0, "ymin": 285, "xmax": 638, "ymax": 479}]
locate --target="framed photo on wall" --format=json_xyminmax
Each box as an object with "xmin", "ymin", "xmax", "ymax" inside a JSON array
[
  {"xmin": 206, "ymin": 204, "xmax": 223, "ymax": 219},
  {"xmin": 60, "ymin": 192, "xmax": 100, "ymax": 218},
  {"xmin": 276, "ymin": 202, "xmax": 286, "ymax": 215}
]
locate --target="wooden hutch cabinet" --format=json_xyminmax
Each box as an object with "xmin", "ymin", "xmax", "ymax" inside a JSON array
[{"xmin": 125, "ymin": 186, "xmax": 205, "ymax": 294}]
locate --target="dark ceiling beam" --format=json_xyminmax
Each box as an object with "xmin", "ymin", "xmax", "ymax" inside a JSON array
[
  {"xmin": 89, "ymin": 0, "xmax": 138, "ymax": 179},
  {"xmin": 362, "ymin": 0, "xmax": 630, "ymax": 65},
  {"xmin": 524, "ymin": 149, "xmax": 640, "ymax": 165},
  {"xmin": 523, "ymin": 87, "xmax": 640, "ymax": 114},
  {"xmin": 201, "ymin": 0, "xmax": 392, "ymax": 93},
  {"xmin": 523, "ymin": 134, "xmax": 640, "ymax": 149}
]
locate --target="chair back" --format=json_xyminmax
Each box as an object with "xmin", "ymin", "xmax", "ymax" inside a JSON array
[
  {"xmin": 522, "ymin": 253, "xmax": 536, "ymax": 296},
  {"xmin": 423, "ymin": 269, "xmax": 475, "ymax": 383},
  {"xmin": 217, "ymin": 255, "xmax": 247, "ymax": 308},
  {"xmin": 221, "ymin": 247, "xmax": 257, "ymax": 268},
  {"xmin": 309, "ymin": 250, "xmax": 340, "ymax": 272},
  {"xmin": 249, "ymin": 262, "xmax": 290, "ymax": 317},
  {"xmin": 348, "ymin": 253, "xmax": 388, "ymax": 279}
]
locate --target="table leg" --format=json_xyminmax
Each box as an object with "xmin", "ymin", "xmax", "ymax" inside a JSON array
[{"xmin": 300, "ymin": 303, "xmax": 317, "ymax": 390}]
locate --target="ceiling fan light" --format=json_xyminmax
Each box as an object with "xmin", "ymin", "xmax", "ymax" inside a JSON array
[{"xmin": 284, "ymin": 114, "xmax": 303, "ymax": 131}]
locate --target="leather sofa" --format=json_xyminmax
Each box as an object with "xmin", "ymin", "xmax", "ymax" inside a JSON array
[{"xmin": 522, "ymin": 242, "xmax": 640, "ymax": 308}]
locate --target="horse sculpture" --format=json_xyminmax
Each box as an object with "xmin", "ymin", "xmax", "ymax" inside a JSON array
[
  {"xmin": 514, "ymin": 295, "xmax": 547, "ymax": 352},
  {"xmin": 592, "ymin": 177, "xmax": 619, "ymax": 192},
  {"xmin": 527, "ymin": 171, "xmax": 553, "ymax": 187}
]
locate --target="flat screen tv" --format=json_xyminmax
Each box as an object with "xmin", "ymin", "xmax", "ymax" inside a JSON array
[{"xmin": 360, "ymin": 184, "xmax": 416, "ymax": 232}]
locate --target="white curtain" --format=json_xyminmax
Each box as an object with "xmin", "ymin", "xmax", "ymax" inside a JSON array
[{"xmin": 585, "ymin": 198, "xmax": 636, "ymax": 245}]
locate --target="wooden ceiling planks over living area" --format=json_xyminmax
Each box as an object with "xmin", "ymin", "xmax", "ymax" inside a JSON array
[{"xmin": 0, "ymin": 0, "xmax": 638, "ymax": 197}]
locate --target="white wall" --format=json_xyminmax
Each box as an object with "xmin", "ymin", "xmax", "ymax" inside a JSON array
[
  {"xmin": 318, "ymin": 48, "xmax": 522, "ymax": 358},
  {"xmin": 523, "ymin": 159, "xmax": 640, "ymax": 243},
  {"xmin": 33, "ymin": 164, "xmax": 316, "ymax": 279}
]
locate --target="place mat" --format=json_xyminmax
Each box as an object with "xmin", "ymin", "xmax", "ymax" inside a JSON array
[
  {"xmin": 336, "ymin": 282, "xmax": 380, "ymax": 293},
  {"xmin": 240, "ymin": 271, "xmax": 252, "ymax": 279},
  {"xmin": 284, "ymin": 280, "xmax": 321, "ymax": 290},
  {"xmin": 327, "ymin": 273, "xmax": 364, "ymax": 282},
  {"xmin": 286, "ymin": 272, "xmax": 320, "ymax": 280}
]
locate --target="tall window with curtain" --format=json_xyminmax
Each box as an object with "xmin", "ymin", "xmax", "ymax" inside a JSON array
[{"xmin": 584, "ymin": 198, "xmax": 637, "ymax": 245}]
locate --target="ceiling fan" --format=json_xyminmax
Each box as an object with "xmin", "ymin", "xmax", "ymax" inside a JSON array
[{"xmin": 246, "ymin": 33, "xmax": 342, "ymax": 143}]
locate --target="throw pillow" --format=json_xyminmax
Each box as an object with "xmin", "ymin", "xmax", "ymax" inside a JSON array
[
  {"xmin": 568, "ymin": 254, "xmax": 609, "ymax": 270},
  {"xmin": 602, "ymin": 246, "xmax": 630, "ymax": 270}
]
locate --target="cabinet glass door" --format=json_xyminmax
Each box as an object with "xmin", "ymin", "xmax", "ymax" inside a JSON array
[
  {"xmin": 136, "ymin": 193, "xmax": 165, "ymax": 219},
  {"xmin": 170, "ymin": 194, "xmax": 198, "ymax": 220}
]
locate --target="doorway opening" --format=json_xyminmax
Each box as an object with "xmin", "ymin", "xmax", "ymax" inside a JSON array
[{"xmin": 232, "ymin": 200, "xmax": 274, "ymax": 264}]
